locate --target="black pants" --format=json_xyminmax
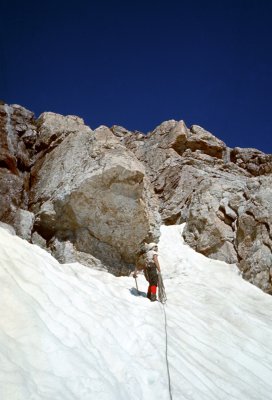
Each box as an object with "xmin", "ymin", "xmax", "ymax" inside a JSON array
[{"xmin": 145, "ymin": 266, "xmax": 158, "ymax": 286}]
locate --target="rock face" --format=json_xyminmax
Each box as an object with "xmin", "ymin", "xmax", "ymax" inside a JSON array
[
  {"xmin": 235, "ymin": 177, "xmax": 272, "ymax": 291},
  {"xmin": 111, "ymin": 120, "xmax": 272, "ymax": 293},
  {"xmin": 34, "ymin": 112, "xmax": 88, "ymax": 157},
  {"xmin": 0, "ymin": 103, "xmax": 272, "ymax": 291},
  {"xmin": 0, "ymin": 104, "xmax": 37, "ymax": 227},
  {"xmin": 29, "ymin": 117, "xmax": 160, "ymax": 274},
  {"xmin": 231, "ymin": 147, "xmax": 272, "ymax": 176}
]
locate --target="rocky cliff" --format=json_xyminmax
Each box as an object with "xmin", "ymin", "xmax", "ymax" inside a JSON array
[{"xmin": 1, "ymin": 103, "xmax": 271, "ymax": 292}]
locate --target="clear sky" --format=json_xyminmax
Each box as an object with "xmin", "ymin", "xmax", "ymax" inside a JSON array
[{"xmin": 1, "ymin": 0, "xmax": 272, "ymax": 153}]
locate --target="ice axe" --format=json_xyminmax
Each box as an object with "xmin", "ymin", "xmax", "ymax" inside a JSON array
[{"xmin": 133, "ymin": 274, "xmax": 139, "ymax": 294}]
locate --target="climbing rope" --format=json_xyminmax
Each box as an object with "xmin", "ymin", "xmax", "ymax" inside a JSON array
[
  {"xmin": 158, "ymin": 271, "xmax": 167, "ymax": 304},
  {"xmin": 160, "ymin": 302, "xmax": 173, "ymax": 400},
  {"xmin": 158, "ymin": 273, "xmax": 173, "ymax": 400}
]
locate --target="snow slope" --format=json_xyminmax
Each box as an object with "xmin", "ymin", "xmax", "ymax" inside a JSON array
[{"xmin": 1, "ymin": 224, "xmax": 272, "ymax": 400}]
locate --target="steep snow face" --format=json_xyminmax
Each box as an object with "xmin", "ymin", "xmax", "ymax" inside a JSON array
[{"xmin": 0, "ymin": 225, "xmax": 272, "ymax": 400}]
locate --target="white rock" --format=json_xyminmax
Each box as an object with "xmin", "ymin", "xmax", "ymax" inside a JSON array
[{"xmin": 14, "ymin": 209, "xmax": 35, "ymax": 241}]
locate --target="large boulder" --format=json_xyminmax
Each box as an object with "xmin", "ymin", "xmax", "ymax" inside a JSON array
[
  {"xmin": 30, "ymin": 124, "xmax": 160, "ymax": 273},
  {"xmin": 146, "ymin": 120, "xmax": 226, "ymax": 158},
  {"xmin": 13, "ymin": 209, "xmax": 35, "ymax": 241},
  {"xmin": 35, "ymin": 112, "xmax": 89, "ymax": 154},
  {"xmin": 182, "ymin": 176, "xmax": 246, "ymax": 264}
]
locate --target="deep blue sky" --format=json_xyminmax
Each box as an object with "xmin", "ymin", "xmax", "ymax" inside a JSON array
[{"xmin": 1, "ymin": 0, "xmax": 272, "ymax": 152}]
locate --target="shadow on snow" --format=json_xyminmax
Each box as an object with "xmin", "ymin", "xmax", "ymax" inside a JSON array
[{"xmin": 129, "ymin": 287, "xmax": 147, "ymax": 298}]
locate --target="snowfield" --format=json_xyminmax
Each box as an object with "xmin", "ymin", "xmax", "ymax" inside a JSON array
[{"xmin": 1, "ymin": 224, "xmax": 272, "ymax": 400}]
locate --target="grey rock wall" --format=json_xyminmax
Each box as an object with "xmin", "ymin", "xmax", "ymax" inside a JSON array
[
  {"xmin": 29, "ymin": 122, "xmax": 160, "ymax": 273},
  {"xmin": 115, "ymin": 120, "xmax": 272, "ymax": 293},
  {"xmin": 0, "ymin": 104, "xmax": 271, "ymax": 291}
]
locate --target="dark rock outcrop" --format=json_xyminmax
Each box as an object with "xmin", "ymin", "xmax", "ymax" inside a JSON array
[{"xmin": 0, "ymin": 104, "xmax": 37, "ymax": 231}]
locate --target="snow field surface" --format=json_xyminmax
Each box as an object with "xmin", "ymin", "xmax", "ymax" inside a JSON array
[{"xmin": 0, "ymin": 224, "xmax": 272, "ymax": 400}]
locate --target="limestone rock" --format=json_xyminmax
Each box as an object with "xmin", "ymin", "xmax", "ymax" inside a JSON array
[
  {"xmin": 148, "ymin": 120, "xmax": 188, "ymax": 154},
  {"xmin": 0, "ymin": 104, "xmax": 19, "ymax": 174},
  {"xmin": 147, "ymin": 120, "xmax": 226, "ymax": 158},
  {"xmin": 188, "ymin": 125, "xmax": 226, "ymax": 159},
  {"xmin": 35, "ymin": 112, "xmax": 89, "ymax": 154},
  {"xmin": 48, "ymin": 237, "xmax": 111, "ymax": 273},
  {"xmin": 0, "ymin": 170, "xmax": 25, "ymax": 224},
  {"xmin": 0, "ymin": 103, "xmax": 37, "ymax": 229},
  {"xmin": 119, "ymin": 118, "xmax": 272, "ymax": 292},
  {"xmin": 0, "ymin": 104, "xmax": 37, "ymax": 173},
  {"xmin": 231, "ymin": 147, "xmax": 272, "ymax": 176},
  {"xmin": 14, "ymin": 209, "xmax": 35, "ymax": 241},
  {"xmin": 235, "ymin": 176, "xmax": 272, "ymax": 293},
  {"xmin": 182, "ymin": 177, "xmax": 245, "ymax": 264},
  {"xmin": 30, "ymin": 124, "xmax": 160, "ymax": 273},
  {"xmin": 31, "ymin": 231, "xmax": 48, "ymax": 250},
  {"xmin": 1, "ymin": 104, "xmax": 272, "ymax": 291}
]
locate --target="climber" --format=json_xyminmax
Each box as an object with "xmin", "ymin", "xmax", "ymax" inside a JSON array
[{"xmin": 133, "ymin": 242, "xmax": 161, "ymax": 301}]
